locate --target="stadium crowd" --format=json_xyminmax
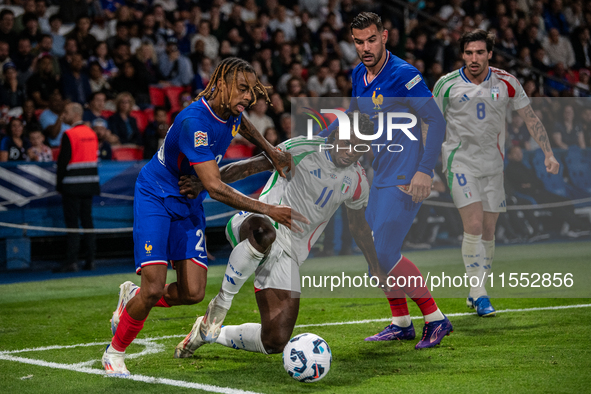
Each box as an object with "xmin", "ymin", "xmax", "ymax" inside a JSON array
[{"xmin": 0, "ymin": 0, "xmax": 590, "ymax": 246}]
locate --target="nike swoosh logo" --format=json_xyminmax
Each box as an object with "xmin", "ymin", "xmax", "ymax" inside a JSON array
[
  {"xmin": 430, "ymin": 325, "xmax": 442, "ymax": 343},
  {"xmin": 198, "ymin": 254, "xmax": 207, "ymax": 259}
]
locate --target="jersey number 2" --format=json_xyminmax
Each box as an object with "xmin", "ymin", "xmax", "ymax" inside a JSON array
[
  {"xmin": 476, "ymin": 103, "xmax": 486, "ymax": 119},
  {"xmin": 195, "ymin": 229, "xmax": 205, "ymax": 251}
]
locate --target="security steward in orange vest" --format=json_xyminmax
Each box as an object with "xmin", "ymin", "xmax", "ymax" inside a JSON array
[{"xmin": 54, "ymin": 103, "xmax": 100, "ymax": 273}]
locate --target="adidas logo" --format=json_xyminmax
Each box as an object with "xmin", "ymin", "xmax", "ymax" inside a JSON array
[
  {"xmin": 310, "ymin": 169, "xmax": 321, "ymax": 179},
  {"xmin": 459, "ymin": 94, "xmax": 470, "ymax": 103}
]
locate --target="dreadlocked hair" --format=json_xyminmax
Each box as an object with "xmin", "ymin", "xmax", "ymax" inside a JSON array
[{"xmin": 196, "ymin": 57, "xmax": 271, "ymax": 108}]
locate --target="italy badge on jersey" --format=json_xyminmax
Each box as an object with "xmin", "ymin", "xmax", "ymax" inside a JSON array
[
  {"xmin": 194, "ymin": 131, "xmax": 208, "ymax": 147},
  {"xmin": 491, "ymin": 87, "xmax": 500, "ymax": 101},
  {"xmin": 341, "ymin": 176, "xmax": 352, "ymax": 194}
]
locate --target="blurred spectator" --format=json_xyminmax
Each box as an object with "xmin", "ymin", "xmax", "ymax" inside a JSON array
[
  {"xmin": 552, "ymin": 104, "xmax": 586, "ymax": 148},
  {"xmin": 48, "ymin": 14, "xmax": 65, "ymax": 58},
  {"xmin": 507, "ymin": 111, "xmax": 531, "ymax": 149},
  {"xmin": 108, "ymin": 92, "xmax": 140, "ymax": 145},
  {"xmin": 339, "ymin": 30, "xmax": 358, "ymax": 69},
  {"xmin": 27, "ymin": 128, "xmax": 52, "ymax": 162},
  {"xmin": 32, "ymin": 34, "xmax": 54, "ymax": 57},
  {"xmin": 253, "ymin": 126, "xmax": 279, "ymax": 155},
  {"xmin": 83, "ymin": 92, "xmax": 109, "ymax": 125},
  {"xmin": 143, "ymin": 106, "xmax": 168, "ymax": 159},
  {"xmin": 278, "ymin": 112, "xmax": 292, "ymax": 141},
  {"xmin": 0, "ymin": 118, "xmax": 31, "ymax": 162},
  {"xmin": 35, "ymin": 0, "xmax": 50, "ymax": 34},
  {"xmin": 505, "ymin": 145, "xmax": 588, "ymax": 236},
  {"xmin": 266, "ymin": 91, "xmax": 285, "ymax": 129},
  {"xmin": 20, "ymin": 99, "xmax": 41, "ymax": 132},
  {"xmin": 158, "ymin": 38, "xmax": 194, "ymax": 87},
  {"xmin": 39, "ymin": 90, "xmax": 69, "ymax": 147},
  {"xmin": 27, "ymin": 54, "xmax": 59, "ymax": 108},
  {"xmin": 107, "ymin": 22, "xmax": 131, "ymax": 53},
  {"xmin": 88, "ymin": 61, "xmax": 112, "ymax": 95},
  {"xmin": 543, "ymin": 27, "xmax": 575, "ymax": 67},
  {"xmin": 110, "ymin": 60, "xmax": 150, "ymax": 107},
  {"xmin": 61, "ymin": 53, "xmax": 92, "ymax": 105},
  {"xmin": 276, "ymin": 61, "xmax": 303, "ymax": 95},
  {"xmin": 574, "ymin": 69, "xmax": 590, "ymax": 97},
  {"xmin": 546, "ymin": 62, "xmax": 572, "ymax": 96},
  {"xmin": 543, "ymin": 0, "xmax": 570, "ymax": 36},
  {"xmin": 0, "ymin": 9, "xmax": 18, "ymax": 55},
  {"xmin": 571, "ymin": 26, "xmax": 591, "ymax": 69},
  {"xmin": 565, "ymin": 0, "xmax": 585, "ymax": 30},
  {"xmin": 307, "ymin": 62, "xmax": 337, "ymax": 96},
  {"xmin": 135, "ymin": 41, "xmax": 160, "ymax": 84},
  {"xmin": 171, "ymin": 19, "xmax": 192, "ymax": 56},
  {"xmin": 0, "ymin": 62, "xmax": 26, "ymax": 109},
  {"xmin": 89, "ymin": 41, "xmax": 118, "ymax": 79},
  {"xmin": 269, "ymin": 6, "xmax": 296, "ymax": 42},
  {"xmin": 246, "ymin": 100, "xmax": 274, "ymax": 135},
  {"xmin": 92, "ymin": 118, "xmax": 113, "ymax": 161},
  {"xmin": 238, "ymin": 23, "xmax": 264, "ymax": 61},
  {"xmin": 581, "ymin": 107, "xmax": 591, "ymax": 147},
  {"xmin": 20, "ymin": 12, "xmax": 43, "ymax": 49},
  {"xmin": 59, "ymin": 38, "xmax": 79, "ymax": 76},
  {"xmin": 59, "ymin": 0, "xmax": 89, "ymax": 25},
  {"xmin": 13, "ymin": 37, "xmax": 35, "ymax": 85},
  {"xmin": 0, "ymin": 40, "xmax": 11, "ymax": 83}
]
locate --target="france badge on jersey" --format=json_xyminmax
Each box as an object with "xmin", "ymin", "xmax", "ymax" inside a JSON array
[{"xmin": 194, "ymin": 131, "xmax": 208, "ymax": 147}]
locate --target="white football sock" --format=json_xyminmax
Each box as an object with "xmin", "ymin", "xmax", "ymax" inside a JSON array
[
  {"xmin": 216, "ymin": 323, "xmax": 268, "ymax": 354},
  {"xmin": 481, "ymin": 237, "xmax": 495, "ymax": 287},
  {"xmin": 216, "ymin": 239, "xmax": 265, "ymax": 310},
  {"xmin": 391, "ymin": 315, "xmax": 412, "ymax": 328},
  {"xmin": 462, "ymin": 232, "xmax": 487, "ymax": 299},
  {"xmin": 424, "ymin": 308, "xmax": 445, "ymax": 323}
]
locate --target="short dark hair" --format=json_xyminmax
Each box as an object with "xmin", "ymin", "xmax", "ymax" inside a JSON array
[
  {"xmin": 329, "ymin": 112, "xmax": 374, "ymax": 143},
  {"xmin": 22, "ymin": 12, "xmax": 38, "ymax": 25},
  {"xmin": 0, "ymin": 9, "xmax": 15, "ymax": 20},
  {"xmin": 154, "ymin": 106, "xmax": 167, "ymax": 115},
  {"xmin": 49, "ymin": 14, "xmax": 61, "ymax": 23},
  {"xmin": 459, "ymin": 29, "xmax": 495, "ymax": 53},
  {"xmin": 350, "ymin": 12, "xmax": 383, "ymax": 33}
]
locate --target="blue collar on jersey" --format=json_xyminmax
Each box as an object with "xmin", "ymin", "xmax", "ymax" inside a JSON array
[
  {"xmin": 363, "ymin": 51, "xmax": 391, "ymax": 86},
  {"xmin": 325, "ymin": 138, "xmax": 333, "ymax": 162},
  {"xmin": 460, "ymin": 66, "xmax": 492, "ymax": 84},
  {"xmin": 201, "ymin": 97, "xmax": 227, "ymax": 124}
]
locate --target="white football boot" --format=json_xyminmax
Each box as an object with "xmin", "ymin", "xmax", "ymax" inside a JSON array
[
  {"xmin": 111, "ymin": 281, "xmax": 140, "ymax": 335},
  {"xmin": 102, "ymin": 345, "xmax": 130, "ymax": 377}
]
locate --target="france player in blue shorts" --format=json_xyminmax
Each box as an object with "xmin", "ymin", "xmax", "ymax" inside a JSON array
[
  {"xmin": 319, "ymin": 13, "xmax": 452, "ymax": 348},
  {"xmin": 102, "ymin": 58, "xmax": 308, "ymax": 376}
]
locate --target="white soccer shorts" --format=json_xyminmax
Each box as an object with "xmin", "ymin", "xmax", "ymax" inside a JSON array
[{"xmin": 448, "ymin": 171, "xmax": 506, "ymax": 213}]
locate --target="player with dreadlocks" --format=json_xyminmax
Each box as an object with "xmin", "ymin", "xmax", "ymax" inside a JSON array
[{"xmin": 102, "ymin": 57, "xmax": 309, "ymax": 377}]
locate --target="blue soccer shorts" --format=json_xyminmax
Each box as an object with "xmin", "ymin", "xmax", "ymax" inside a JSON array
[
  {"xmin": 365, "ymin": 185, "xmax": 422, "ymax": 274},
  {"xmin": 133, "ymin": 181, "xmax": 208, "ymax": 274}
]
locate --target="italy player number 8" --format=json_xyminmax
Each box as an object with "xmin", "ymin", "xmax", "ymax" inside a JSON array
[{"xmin": 477, "ymin": 103, "xmax": 486, "ymax": 120}]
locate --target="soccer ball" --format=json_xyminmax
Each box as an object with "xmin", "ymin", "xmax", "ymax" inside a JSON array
[{"xmin": 282, "ymin": 333, "xmax": 332, "ymax": 382}]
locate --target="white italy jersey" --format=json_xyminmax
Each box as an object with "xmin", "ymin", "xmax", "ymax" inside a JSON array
[
  {"xmin": 434, "ymin": 67, "xmax": 530, "ymax": 180},
  {"xmin": 258, "ymin": 136, "xmax": 370, "ymax": 264}
]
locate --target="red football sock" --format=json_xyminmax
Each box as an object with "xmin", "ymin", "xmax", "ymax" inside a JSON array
[
  {"xmin": 154, "ymin": 285, "xmax": 170, "ymax": 307},
  {"xmin": 111, "ymin": 308, "xmax": 147, "ymax": 352},
  {"xmin": 391, "ymin": 256, "xmax": 438, "ymax": 316},
  {"xmin": 387, "ymin": 288, "xmax": 409, "ymax": 317}
]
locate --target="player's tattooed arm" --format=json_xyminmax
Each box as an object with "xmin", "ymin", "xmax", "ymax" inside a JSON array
[
  {"xmin": 517, "ymin": 105, "xmax": 560, "ymax": 174},
  {"xmin": 192, "ymin": 161, "xmax": 309, "ymax": 232},
  {"xmin": 179, "ymin": 153, "xmax": 280, "ymax": 198},
  {"xmin": 238, "ymin": 116, "xmax": 291, "ymax": 177},
  {"xmin": 346, "ymin": 206, "xmax": 389, "ymax": 288}
]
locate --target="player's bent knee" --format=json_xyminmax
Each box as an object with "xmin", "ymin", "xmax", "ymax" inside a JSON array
[
  {"xmin": 254, "ymin": 228, "xmax": 276, "ymax": 251},
  {"xmin": 262, "ymin": 335, "xmax": 289, "ymax": 354},
  {"xmin": 178, "ymin": 288, "xmax": 205, "ymax": 305},
  {"xmin": 140, "ymin": 286, "xmax": 166, "ymax": 307}
]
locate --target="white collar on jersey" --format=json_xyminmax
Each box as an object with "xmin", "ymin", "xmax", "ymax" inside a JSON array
[
  {"xmin": 363, "ymin": 51, "xmax": 391, "ymax": 86},
  {"xmin": 460, "ymin": 66, "xmax": 492, "ymax": 84},
  {"xmin": 201, "ymin": 97, "xmax": 228, "ymax": 124}
]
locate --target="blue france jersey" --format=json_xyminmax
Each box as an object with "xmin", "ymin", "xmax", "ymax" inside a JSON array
[
  {"xmin": 139, "ymin": 97, "xmax": 242, "ymax": 200},
  {"xmin": 323, "ymin": 51, "xmax": 442, "ymax": 188}
]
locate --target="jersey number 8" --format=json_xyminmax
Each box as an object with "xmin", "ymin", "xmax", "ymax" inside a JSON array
[{"xmin": 476, "ymin": 103, "xmax": 486, "ymax": 120}]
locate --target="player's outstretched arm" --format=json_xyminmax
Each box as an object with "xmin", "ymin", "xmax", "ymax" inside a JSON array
[
  {"xmin": 517, "ymin": 105, "xmax": 560, "ymax": 174},
  {"xmin": 345, "ymin": 206, "xmax": 389, "ymax": 287},
  {"xmin": 179, "ymin": 153, "xmax": 282, "ymax": 198},
  {"xmin": 238, "ymin": 116, "xmax": 291, "ymax": 177},
  {"xmin": 192, "ymin": 161, "xmax": 309, "ymax": 232}
]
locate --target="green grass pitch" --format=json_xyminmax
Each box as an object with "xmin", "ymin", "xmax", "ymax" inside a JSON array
[{"xmin": 1, "ymin": 241, "xmax": 590, "ymax": 393}]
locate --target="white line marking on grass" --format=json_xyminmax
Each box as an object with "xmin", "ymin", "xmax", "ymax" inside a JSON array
[
  {"xmin": 294, "ymin": 303, "xmax": 591, "ymax": 328},
  {"xmin": 0, "ymin": 354, "xmax": 262, "ymax": 394},
  {"xmin": 1, "ymin": 303, "xmax": 589, "ymax": 393}
]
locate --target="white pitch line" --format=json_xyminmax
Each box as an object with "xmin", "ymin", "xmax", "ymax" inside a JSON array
[
  {"xmin": 1, "ymin": 303, "xmax": 590, "ymax": 393},
  {"xmin": 0, "ymin": 354, "xmax": 262, "ymax": 394},
  {"xmin": 294, "ymin": 303, "xmax": 591, "ymax": 328}
]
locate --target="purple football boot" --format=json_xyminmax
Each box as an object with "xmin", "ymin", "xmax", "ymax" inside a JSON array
[
  {"xmin": 415, "ymin": 316, "xmax": 453, "ymax": 349},
  {"xmin": 365, "ymin": 322, "xmax": 416, "ymax": 341}
]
